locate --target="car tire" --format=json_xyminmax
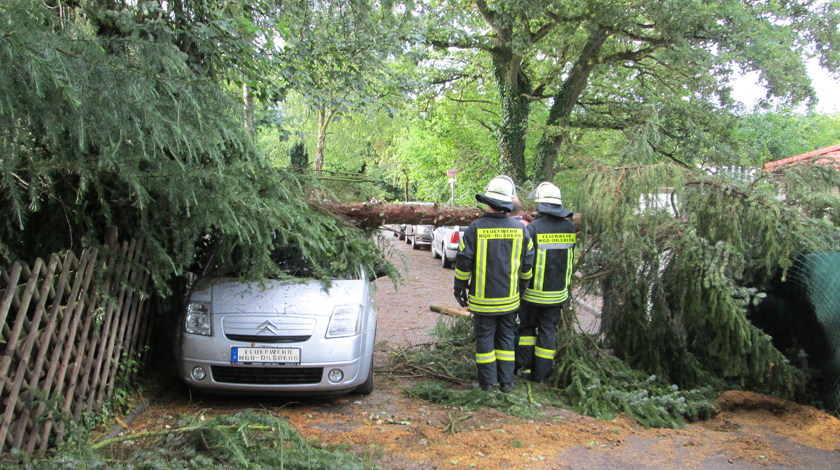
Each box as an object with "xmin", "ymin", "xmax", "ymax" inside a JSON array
[
  {"xmin": 412, "ymin": 236, "xmax": 420, "ymax": 250},
  {"xmin": 398, "ymin": 232, "xmax": 405, "ymax": 240},
  {"xmin": 406, "ymin": 235, "xmax": 412, "ymax": 244},
  {"xmin": 354, "ymin": 354, "xmax": 375, "ymax": 395},
  {"xmin": 442, "ymin": 252, "xmax": 454, "ymax": 269},
  {"xmin": 432, "ymin": 244, "xmax": 441, "ymax": 259}
]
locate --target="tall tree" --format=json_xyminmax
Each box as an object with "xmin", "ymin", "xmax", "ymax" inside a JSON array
[
  {"xmin": 280, "ymin": 0, "xmax": 418, "ymax": 173},
  {"xmin": 423, "ymin": 0, "xmax": 840, "ymax": 182}
]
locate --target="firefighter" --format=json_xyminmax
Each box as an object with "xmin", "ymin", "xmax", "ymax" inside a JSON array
[
  {"xmin": 454, "ymin": 175, "xmax": 534, "ymax": 393},
  {"xmin": 515, "ymin": 182, "xmax": 576, "ymax": 384}
]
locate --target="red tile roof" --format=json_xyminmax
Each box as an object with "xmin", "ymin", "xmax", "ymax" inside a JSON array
[{"xmin": 763, "ymin": 143, "xmax": 840, "ymax": 172}]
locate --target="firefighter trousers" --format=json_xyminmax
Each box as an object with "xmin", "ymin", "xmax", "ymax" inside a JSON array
[
  {"xmin": 473, "ymin": 312, "xmax": 517, "ymax": 386},
  {"xmin": 515, "ymin": 303, "xmax": 563, "ymax": 382}
]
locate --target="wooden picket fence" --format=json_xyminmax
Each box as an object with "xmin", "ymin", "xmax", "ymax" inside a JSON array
[{"xmin": 0, "ymin": 235, "xmax": 154, "ymax": 454}]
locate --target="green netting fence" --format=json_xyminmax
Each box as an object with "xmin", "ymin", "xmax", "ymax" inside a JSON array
[{"xmin": 754, "ymin": 250, "xmax": 840, "ymax": 413}]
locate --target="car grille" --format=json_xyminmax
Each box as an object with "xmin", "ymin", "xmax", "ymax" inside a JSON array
[
  {"xmin": 224, "ymin": 334, "xmax": 310, "ymax": 343},
  {"xmin": 222, "ymin": 316, "xmax": 317, "ymax": 344},
  {"xmin": 211, "ymin": 366, "xmax": 324, "ymax": 385}
]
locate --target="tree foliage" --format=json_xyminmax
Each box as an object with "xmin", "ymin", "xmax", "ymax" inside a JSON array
[
  {"xmin": 278, "ymin": 0, "xmax": 420, "ymax": 172},
  {"xmin": 0, "ymin": 0, "xmax": 397, "ymax": 294},
  {"xmin": 421, "ymin": 0, "xmax": 840, "ymax": 184},
  {"xmin": 573, "ymin": 162, "xmax": 840, "ymax": 400}
]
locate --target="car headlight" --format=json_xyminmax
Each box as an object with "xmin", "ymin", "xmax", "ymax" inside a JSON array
[
  {"xmin": 326, "ymin": 304, "xmax": 363, "ymax": 338},
  {"xmin": 185, "ymin": 301, "xmax": 212, "ymax": 336}
]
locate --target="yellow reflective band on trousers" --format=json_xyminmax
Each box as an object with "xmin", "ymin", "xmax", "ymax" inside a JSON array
[
  {"xmin": 518, "ymin": 336, "xmax": 537, "ymax": 346},
  {"xmin": 495, "ymin": 349, "xmax": 515, "ymax": 361},
  {"xmin": 535, "ymin": 346, "xmax": 554, "ymax": 360},
  {"xmin": 476, "ymin": 351, "xmax": 496, "ymax": 364}
]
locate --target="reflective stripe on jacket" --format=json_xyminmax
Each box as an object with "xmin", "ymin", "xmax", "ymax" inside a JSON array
[
  {"xmin": 455, "ymin": 212, "xmax": 534, "ymax": 315},
  {"xmin": 522, "ymin": 211, "xmax": 576, "ymax": 305}
]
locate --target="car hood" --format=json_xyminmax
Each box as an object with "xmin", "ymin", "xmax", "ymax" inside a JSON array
[{"xmin": 190, "ymin": 279, "xmax": 367, "ymax": 317}]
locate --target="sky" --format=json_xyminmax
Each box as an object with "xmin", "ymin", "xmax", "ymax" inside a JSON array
[{"xmin": 731, "ymin": 58, "xmax": 840, "ymax": 114}]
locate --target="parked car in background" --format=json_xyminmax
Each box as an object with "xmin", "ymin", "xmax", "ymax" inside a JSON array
[
  {"xmin": 431, "ymin": 225, "xmax": 465, "ymax": 269},
  {"xmin": 405, "ymin": 224, "xmax": 434, "ymax": 250},
  {"xmin": 385, "ymin": 224, "xmax": 406, "ymax": 240},
  {"xmin": 175, "ymin": 256, "xmax": 379, "ymax": 396}
]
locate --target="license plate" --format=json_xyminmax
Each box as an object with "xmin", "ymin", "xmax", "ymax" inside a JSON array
[{"xmin": 231, "ymin": 347, "xmax": 300, "ymax": 365}]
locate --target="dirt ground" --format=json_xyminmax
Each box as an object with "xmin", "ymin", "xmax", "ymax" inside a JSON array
[{"xmin": 130, "ymin": 232, "xmax": 840, "ymax": 469}]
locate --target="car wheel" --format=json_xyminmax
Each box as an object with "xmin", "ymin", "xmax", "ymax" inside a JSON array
[
  {"xmin": 432, "ymin": 243, "xmax": 441, "ymax": 259},
  {"xmin": 398, "ymin": 232, "xmax": 405, "ymax": 240},
  {"xmin": 354, "ymin": 354, "xmax": 375, "ymax": 395},
  {"xmin": 406, "ymin": 234, "xmax": 412, "ymax": 244},
  {"xmin": 412, "ymin": 236, "xmax": 420, "ymax": 250},
  {"xmin": 442, "ymin": 252, "xmax": 454, "ymax": 269}
]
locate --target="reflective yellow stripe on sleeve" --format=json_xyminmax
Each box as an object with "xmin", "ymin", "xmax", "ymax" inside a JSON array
[{"xmin": 455, "ymin": 268, "xmax": 470, "ymax": 281}]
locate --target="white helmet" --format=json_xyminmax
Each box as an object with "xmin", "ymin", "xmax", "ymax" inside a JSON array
[
  {"xmin": 532, "ymin": 182, "xmax": 562, "ymax": 205},
  {"xmin": 483, "ymin": 175, "xmax": 516, "ymax": 202},
  {"xmin": 476, "ymin": 175, "xmax": 517, "ymax": 211}
]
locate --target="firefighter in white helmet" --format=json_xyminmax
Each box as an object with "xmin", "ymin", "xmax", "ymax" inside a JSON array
[
  {"xmin": 454, "ymin": 176, "xmax": 535, "ymax": 392},
  {"xmin": 515, "ymin": 182, "xmax": 576, "ymax": 384}
]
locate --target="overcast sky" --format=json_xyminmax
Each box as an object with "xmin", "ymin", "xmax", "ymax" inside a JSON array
[{"xmin": 731, "ymin": 58, "xmax": 840, "ymax": 114}]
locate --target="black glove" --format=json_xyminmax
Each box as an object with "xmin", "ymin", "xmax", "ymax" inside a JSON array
[{"xmin": 454, "ymin": 281, "xmax": 469, "ymax": 308}]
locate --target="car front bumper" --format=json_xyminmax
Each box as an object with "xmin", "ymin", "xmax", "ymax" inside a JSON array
[
  {"xmin": 414, "ymin": 233, "xmax": 433, "ymax": 245},
  {"xmin": 177, "ymin": 329, "xmax": 374, "ymax": 394}
]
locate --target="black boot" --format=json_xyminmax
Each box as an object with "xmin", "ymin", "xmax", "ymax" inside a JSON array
[{"xmin": 470, "ymin": 382, "xmax": 495, "ymax": 392}]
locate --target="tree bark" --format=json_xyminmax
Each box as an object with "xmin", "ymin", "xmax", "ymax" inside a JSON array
[
  {"xmin": 315, "ymin": 107, "xmax": 335, "ymax": 173},
  {"xmin": 316, "ymin": 202, "xmax": 582, "ymax": 232},
  {"xmin": 491, "ymin": 51, "xmax": 531, "ymax": 184},
  {"xmin": 533, "ymin": 25, "xmax": 610, "ymax": 182},
  {"xmin": 243, "ymin": 83, "xmax": 254, "ymax": 138}
]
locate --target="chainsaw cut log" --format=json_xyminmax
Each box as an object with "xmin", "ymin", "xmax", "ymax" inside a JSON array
[{"xmin": 430, "ymin": 304, "xmax": 472, "ymax": 318}]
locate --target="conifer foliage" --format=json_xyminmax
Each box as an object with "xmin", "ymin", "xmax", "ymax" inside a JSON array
[
  {"xmin": 572, "ymin": 163, "xmax": 840, "ymax": 401},
  {"xmin": 0, "ymin": 0, "xmax": 394, "ymax": 292}
]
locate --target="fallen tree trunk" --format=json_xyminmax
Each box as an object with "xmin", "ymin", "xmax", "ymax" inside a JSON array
[{"xmin": 317, "ymin": 202, "xmax": 582, "ymax": 231}]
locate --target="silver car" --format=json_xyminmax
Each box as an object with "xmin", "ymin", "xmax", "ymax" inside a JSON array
[
  {"xmin": 175, "ymin": 271, "xmax": 377, "ymax": 395},
  {"xmin": 431, "ymin": 226, "xmax": 465, "ymax": 269},
  {"xmin": 406, "ymin": 224, "xmax": 434, "ymax": 250}
]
